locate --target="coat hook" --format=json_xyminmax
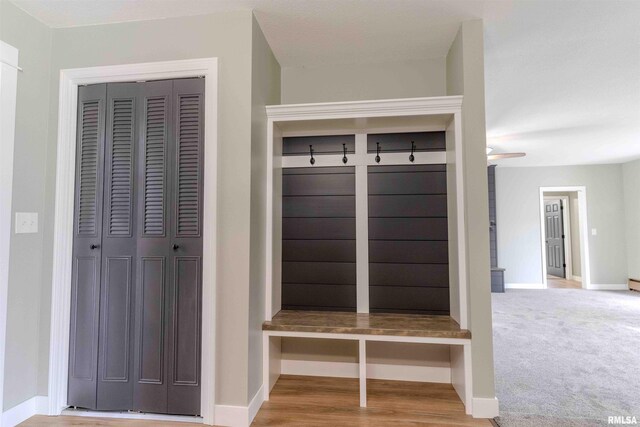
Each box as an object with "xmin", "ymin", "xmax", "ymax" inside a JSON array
[
  {"xmin": 342, "ymin": 143, "xmax": 348, "ymax": 164},
  {"xmin": 409, "ymin": 141, "xmax": 416, "ymax": 163},
  {"xmin": 309, "ymin": 145, "xmax": 315, "ymax": 165},
  {"xmin": 375, "ymin": 142, "xmax": 381, "ymax": 164}
]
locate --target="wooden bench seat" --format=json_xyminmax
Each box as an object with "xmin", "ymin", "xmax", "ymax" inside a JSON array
[{"xmin": 262, "ymin": 310, "xmax": 471, "ymax": 340}]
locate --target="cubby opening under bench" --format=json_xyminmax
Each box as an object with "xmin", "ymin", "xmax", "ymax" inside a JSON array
[
  {"xmin": 262, "ymin": 310, "xmax": 472, "ymax": 411},
  {"xmin": 263, "ymin": 96, "xmax": 479, "ymax": 416}
]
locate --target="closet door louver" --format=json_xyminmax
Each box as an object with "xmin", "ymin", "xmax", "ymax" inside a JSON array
[
  {"xmin": 134, "ymin": 80, "xmax": 173, "ymax": 414},
  {"xmin": 97, "ymin": 83, "xmax": 138, "ymax": 410},
  {"xmin": 69, "ymin": 79, "xmax": 204, "ymax": 416},
  {"xmin": 69, "ymin": 84, "xmax": 107, "ymax": 410},
  {"xmin": 167, "ymin": 78, "xmax": 204, "ymax": 415}
]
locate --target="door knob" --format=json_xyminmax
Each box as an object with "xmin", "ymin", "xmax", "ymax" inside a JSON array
[
  {"xmin": 90, "ymin": 244, "xmax": 100, "ymax": 250},
  {"xmin": 173, "ymin": 244, "xmax": 180, "ymax": 251}
]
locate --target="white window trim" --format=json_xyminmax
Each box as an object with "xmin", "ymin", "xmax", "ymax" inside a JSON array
[
  {"xmin": 0, "ymin": 40, "xmax": 19, "ymax": 421},
  {"xmin": 48, "ymin": 58, "xmax": 218, "ymax": 425}
]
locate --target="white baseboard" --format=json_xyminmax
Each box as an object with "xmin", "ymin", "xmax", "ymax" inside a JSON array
[
  {"xmin": 1, "ymin": 395, "xmax": 48, "ymax": 427},
  {"xmin": 472, "ymin": 396, "xmax": 499, "ymax": 418},
  {"xmin": 215, "ymin": 385, "xmax": 264, "ymax": 427},
  {"xmin": 505, "ymin": 283, "xmax": 545, "ymax": 289},
  {"xmin": 572, "ymin": 275, "xmax": 582, "ymax": 283},
  {"xmin": 62, "ymin": 409, "xmax": 202, "ymax": 424},
  {"xmin": 586, "ymin": 283, "xmax": 628, "ymax": 291},
  {"xmin": 281, "ymin": 359, "xmax": 451, "ymax": 383}
]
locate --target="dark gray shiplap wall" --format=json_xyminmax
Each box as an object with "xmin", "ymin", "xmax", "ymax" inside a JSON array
[
  {"xmin": 282, "ymin": 166, "xmax": 357, "ymax": 311},
  {"xmin": 368, "ymin": 164, "xmax": 449, "ymax": 315}
]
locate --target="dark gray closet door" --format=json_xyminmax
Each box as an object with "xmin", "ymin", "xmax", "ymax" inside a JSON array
[
  {"xmin": 68, "ymin": 83, "xmax": 107, "ymax": 409},
  {"xmin": 166, "ymin": 78, "xmax": 204, "ymax": 416},
  {"xmin": 133, "ymin": 78, "xmax": 204, "ymax": 416},
  {"xmin": 133, "ymin": 79, "xmax": 174, "ymax": 414},
  {"xmin": 96, "ymin": 82, "xmax": 139, "ymax": 410}
]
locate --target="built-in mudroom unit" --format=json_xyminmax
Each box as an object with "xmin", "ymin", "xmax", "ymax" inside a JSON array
[
  {"xmin": 68, "ymin": 78, "xmax": 204, "ymax": 415},
  {"xmin": 262, "ymin": 97, "xmax": 475, "ymax": 414}
]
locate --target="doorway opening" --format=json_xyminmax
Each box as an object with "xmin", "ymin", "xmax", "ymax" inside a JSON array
[{"xmin": 539, "ymin": 187, "xmax": 590, "ymax": 289}]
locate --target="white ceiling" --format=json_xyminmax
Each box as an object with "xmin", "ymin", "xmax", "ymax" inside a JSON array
[{"xmin": 9, "ymin": 0, "xmax": 640, "ymax": 166}]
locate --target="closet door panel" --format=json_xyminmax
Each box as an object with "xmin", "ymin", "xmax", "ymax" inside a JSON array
[
  {"xmin": 68, "ymin": 84, "xmax": 107, "ymax": 410},
  {"xmin": 134, "ymin": 79, "xmax": 173, "ymax": 414},
  {"xmin": 167, "ymin": 78, "xmax": 204, "ymax": 415},
  {"xmin": 97, "ymin": 82, "xmax": 138, "ymax": 410}
]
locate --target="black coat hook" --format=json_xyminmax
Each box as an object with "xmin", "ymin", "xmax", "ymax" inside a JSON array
[
  {"xmin": 309, "ymin": 145, "xmax": 315, "ymax": 165},
  {"xmin": 342, "ymin": 143, "xmax": 348, "ymax": 164},
  {"xmin": 375, "ymin": 142, "xmax": 381, "ymax": 164},
  {"xmin": 409, "ymin": 141, "xmax": 416, "ymax": 163}
]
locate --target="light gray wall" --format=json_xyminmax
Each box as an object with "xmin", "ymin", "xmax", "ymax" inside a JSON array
[
  {"xmin": 37, "ymin": 11, "xmax": 255, "ymax": 406},
  {"xmin": 281, "ymin": 58, "xmax": 446, "ymax": 104},
  {"xmin": 496, "ymin": 165, "xmax": 628, "ymax": 285},
  {"xmin": 623, "ymin": 159, "xmax": 640, "ymax": 280},
  {"xmin": 544, "ymin": 192, "xmax": 581, "ymax": 277},
  {"xmin": 248, "ymin": 15, "xmax": 280, "ymax": 401},
  {"xmin": 0, "ymin": 0, "xmax": 53, "ymax": 411},
  {"xmin": 446, "ymin": 20, "xmax": 496, "ymax": 400}
]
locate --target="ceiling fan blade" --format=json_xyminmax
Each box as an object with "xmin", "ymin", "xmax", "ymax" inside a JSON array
[{"xmin": 488, "ymin": 152, "xmax": 526, "ymax": 160}]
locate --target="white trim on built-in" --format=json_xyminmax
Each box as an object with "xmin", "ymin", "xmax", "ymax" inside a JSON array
[
  {"xmin": 48, "ymin": 58, "xmax": 218, "ymax": 425},
  {"xmin": 0, "ymin": 40, "xmax": 19, "ymax": 424},
  {"xmin": 539, "ymin": 187, "xmax": 590, "ymax": 290},
  {"xmin": 1, "ymin": 396, "xmax": 47, "ymax": 427},
  {"xmin": 355, "ymin": 134, "xmax": 370, "ymax": 313}
]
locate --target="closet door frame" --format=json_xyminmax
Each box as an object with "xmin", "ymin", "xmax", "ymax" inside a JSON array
[{"xmin": 48, "ymin": 59, "xmax": 218, "ymax": 425}]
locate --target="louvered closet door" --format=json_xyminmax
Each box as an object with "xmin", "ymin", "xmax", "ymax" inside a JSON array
[
  {"xmin": 166, "ymin": 78, "xmax": 204, "ymax": 415},
  {"xmin": 133, "ymin": 79, "xmax": 174, "ymax": 413},
  {"xmin": 133, "ymin": 78, "xmax": 204, "ymax": 416},
  {"xmin": 68, "ymin": 84, "xmax": 107, "ymax": 409},
  {"xmin": 96, "ymin": 82, "xmax": 139, "ymax": 410}
]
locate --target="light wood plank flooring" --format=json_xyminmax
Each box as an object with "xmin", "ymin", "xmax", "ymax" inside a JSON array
[
  {"xmin": 547, "ymin": 275, "xmax": 582, "ymax": 289},
  {"xmin": 22, "ymin": 376, "xmax": 491, "ymax": 426},
  {"xmin": 253, "ymin": 375, "xmax": 491, "ymax": 426}
]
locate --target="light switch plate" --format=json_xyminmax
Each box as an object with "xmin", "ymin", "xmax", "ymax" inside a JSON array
[
  {"xmin": 15, "ymin": 212, "xmax": 38, "ymax": 234},
  {"xmin": 591, "ymin": 228, "xmax": 597, "ymax": 236}
]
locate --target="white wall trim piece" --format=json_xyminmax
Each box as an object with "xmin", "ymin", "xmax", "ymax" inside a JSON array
[
  {"xmin": 504, "ymin": 283, "xmax": 545, "ymax": 289},
  {"xmin": 247, "ymin": 384, "xmax": 265, "ymax": 425},
  {"xmin": 48, "ymin": 58, "xmax": 219, "ymax": 425},
  {"xmin": 62, "ymin": 409, "xmax": 202, "ymax": 424},
  {"xmin": 472, "ymin": 397, "xmax": 499, "ymax": 418},
  {"xmin": 539, "ymin": 186, "xmax": 591, "ymax": 290},
  {"xmin": 572, "ymin": 275, "xmax": 582, "ymax": 282},
  {"xmin": 281, "ymin": 359, "xmax": 452, "ymax": 383},
  {"xmin": 586, "ymin": 284, "xmax": 629, "ymax": 291},
  {"xmin": 214, "ymin": 385, "xmax": 263, "ymax": 427},
  {"xmin": 1, "ymin": 395, "xmax": 47, "ymax": 427},
  {"xmin": 0, "ymin": 40, "xmax": 19, "ymax": 423},
  {"xmin": 266, "ymin": 96, "xmax": 463, "ymax": 121}
]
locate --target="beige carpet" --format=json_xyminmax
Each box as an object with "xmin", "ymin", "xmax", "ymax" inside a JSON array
[{"xmin": 492, "ymin": 289, "xmax": 640, "ymax": 427}]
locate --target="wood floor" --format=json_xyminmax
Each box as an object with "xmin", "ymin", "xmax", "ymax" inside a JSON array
[
  {"xmin": 22, "ymin": 376, "xmax": 491, "ymax": 426},
  {"xmin": 253, "ymin": 375, "xmax": 491, "ymax": 426},
  {"xmin": 547, "ymin": 275, "xmax": 582, "ymax": 289}
]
